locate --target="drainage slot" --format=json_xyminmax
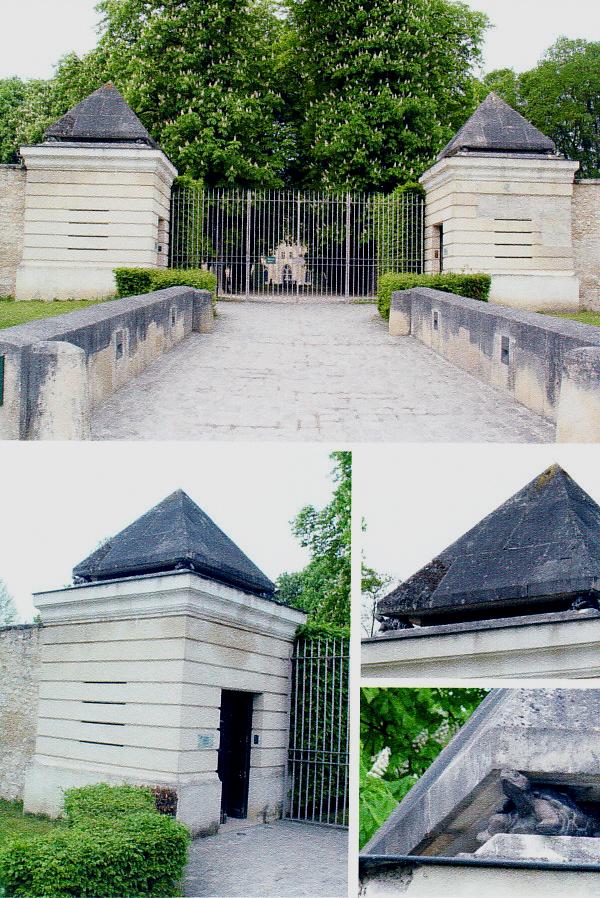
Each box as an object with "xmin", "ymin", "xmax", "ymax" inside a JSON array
[
  {"xmin": 115, "ymin": 331, "xmax": 125, "ymax": 360},
  {"xmin": 501, "ymin": 336, "xmax": 511, "ymax": 365},
  {"xmin": 433, "ymin": 310, "xmax": 439, "ymax": 331}
]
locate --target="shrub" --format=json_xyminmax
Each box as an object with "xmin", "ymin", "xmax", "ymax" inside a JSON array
[
  {"xmin": 114, "ymin": 267, "xmax": 217, "ymax": 306},
  {"xmin": 377, "ymin": 272, "xmax": 491, "ymax": 320},
  {"xmin": 0, "ymin": 786, "xmax": 190, "ymax": 898}
]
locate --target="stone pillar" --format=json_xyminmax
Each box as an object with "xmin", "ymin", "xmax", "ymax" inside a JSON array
[
  {"xmin": 420, "ymin": 154, "xmax": 580, "ymax": 311},
  {"xmin": 557, "ymin": 347, "xmax": 600, "ymax": 442},
  {"xmin": 389, "ymin": 292, "xmax": 412, "ymax": 336},
  {"xmin": 15, "ymin": 144, "xmax": 177, "ymax": 301},
  {"xmin": 22, "ymin": 572, "xmax": 304, "ymax": 836},
  {"xmin": 27, "ymin": 341, "xmax": 91, "ymax": 440}
]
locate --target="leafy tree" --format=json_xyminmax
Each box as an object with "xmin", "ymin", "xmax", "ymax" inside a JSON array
[
  {"xmin": 289, "ymin": 0, "xmax": 488, "ymax": 190},
  {"xmin": 360, "ymin": 687, "xmax": 488, "ymax": 847},
  {"xmin": 0, "ymin": 78, "xmax": 28, "ymax": 163},
  {"xmin": 361, "ymin": 566, "xmax": 392, "ymax": 637},
  {"xmin": 479, "ymin": 39, "xmax": 600, "ymax": 178},
  {"xmin": 276, "ymin": 451, "xmax": 350, "ymax": 628},
  {"xmin": 94, "ymin": 0, "xmax": 294, "ymax": 186},
  {"xmin": 0, "ymin": 579, "xmax": 18, "ymax": 626}
]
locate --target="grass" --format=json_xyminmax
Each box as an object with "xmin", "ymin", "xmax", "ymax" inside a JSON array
[
  {"xmin": 543, "ymin": 311, "xmax": 600, "ymax": 327},
  {"xmin": 0, "ymin": 799, "xmax": 65, "ymax": 847},
  {"xmin": 0, "ymin": 297, "xmax": 112, "ymax": 330}
]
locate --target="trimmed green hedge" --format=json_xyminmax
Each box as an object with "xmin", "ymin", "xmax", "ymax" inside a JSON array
[
  {"xmin": 377, "ymin": 272, "xmax": 491, "ymax": 320},
  {"xmin": 0, "ymin": 785, "xmax": 190, "ymax": 898},
  {"xmin": 114, "ymin": 267, "xmax": 217, "ymax": 305}
]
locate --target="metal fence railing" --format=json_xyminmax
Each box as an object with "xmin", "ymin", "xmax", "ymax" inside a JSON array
[
  {"xmin": 170, "ymin": 188, "xmax": 424, "ymax": 299},
  {"xmin": 285, "ymin": 635, "xmax": 350, "ymax": 828}
]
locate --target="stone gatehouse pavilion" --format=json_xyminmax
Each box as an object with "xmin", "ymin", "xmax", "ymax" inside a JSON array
[
  {"xmin": 8, "ymin": 489, "xmax": 306, "ymax": 835},
  {"xmin": 362, "ymin": 464, "xmax": 600, "ymax": 679}
]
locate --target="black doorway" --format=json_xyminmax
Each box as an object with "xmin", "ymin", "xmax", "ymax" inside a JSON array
[{"xmin": 218, "ymin": 690, "xmax": 254, "ymax": 821}]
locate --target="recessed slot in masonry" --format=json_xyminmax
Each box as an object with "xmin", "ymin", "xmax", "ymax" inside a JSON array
[
  {"xmin": 83, "ymin": 681, "xmax": 128, "ymax": 685},
  {"xmin": 171, "ymin": 307, "xmax": 176, "ymax": 327},
  {"xmin": 433, "ymin": 310, "xmax": 439, "ymax": 331},
  {"xmin": 501, "ymin": 336, "xmax": 510, "ymax": 365},
  {"xmin": 115, "ymin": 331, "xmax": 125, "ymax": 360},
  {"xmin": 79, "ymin": 740, "xmax": 124, "ymax": 747},
  {"xmin": 81, "ymin": 720, "xmax": 125, "ymax": 727},
  {"xmin": 0, "ymin": 355, "xmax": 5, "ymax": 407},
  {"xmin": 82, "ymin": 700, "xmax": 127, "ymax": 705}
]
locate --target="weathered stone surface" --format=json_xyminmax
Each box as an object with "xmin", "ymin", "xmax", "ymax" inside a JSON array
[
  {"xmin": 0, "ymin": 166, "xmax": 26, "ymax": 297},
  {"xmin": 73, "ymin": 489, "xmax": 275, "ymax": 597},
  {"xmin": 572, "ymin": 180, "xmax": 600, "ymax": 311},
  {"xmin": 474, "ymin": 833, "xmax": 600, "ymax": 864},
  {"xmin": 362, "ymin": 689, "xmax": 600, "ymax": 860},
  {"xmin": 0, "ymin": 626, "xmax": 42, "ymax": 801},
  {"xmin": 377, "ymin": 464, "xmax": 600, "ymax": 625}
]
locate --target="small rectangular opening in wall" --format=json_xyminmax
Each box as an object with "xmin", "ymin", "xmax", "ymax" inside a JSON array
[
  {"xmin": 501, "ymin": 336, "xmax": 510, "ymax": 366},
  {"xmin": 83, "ymin": 681, "xmax": 128, "ymax": 685},
  {"xmin": 433, "ymin": 310, "xmax": 439, "ymax": 331},
  {"xmin": 82, "ymin": 700, "xmax": 127, "ymax": 706},
  {"xmin": 171, "ymin": 306, "xmax": 176, "ymax": 328},
  {"xmin": 0, "ymin": 355, "xmax": 4, "ymax": 406},
  {"xmin": 115, "ymin": 331, "xmax": 125, "ymax": 361},
  {"xmin": 81, "ymin": 720, "xmax": 126, "ymax": 727}
]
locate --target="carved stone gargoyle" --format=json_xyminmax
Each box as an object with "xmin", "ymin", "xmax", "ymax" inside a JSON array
[
  {"xmin": 377, "ymin": 617, "xmax": 413, "ymax": 633},
  {"xmin": 477, "ymin": 769, "xmax": 600, "ymax": 843}
]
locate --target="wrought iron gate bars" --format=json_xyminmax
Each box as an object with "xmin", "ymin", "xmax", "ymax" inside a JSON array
[
  {"xmin": 170, "ymin": 187, "xmax": 424, "ymax": 299},
  {"xmin": 285, "ymin": 636, "xmax": 350, "ymax": 828}
]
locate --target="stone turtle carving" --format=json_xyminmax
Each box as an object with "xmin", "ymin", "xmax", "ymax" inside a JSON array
[{"xmin": 477, "ymin": 769, "xmax": 600, "ymax": 843}]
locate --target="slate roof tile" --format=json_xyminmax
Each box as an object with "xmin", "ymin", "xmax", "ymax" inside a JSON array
[
  {"xmin": 378, "ymin": 465, "xmax": 600, "ymax": 622},
  {"xmin": 73, "ymin": 489, "xmax": 275, "ymax": 598},
  {"xmin": 44, "ymin": 84, "xmax": 156, "ymax": 147},
  {"xmin": 438, "ymin": 92, "xmax": 557, "ymax": 159}
]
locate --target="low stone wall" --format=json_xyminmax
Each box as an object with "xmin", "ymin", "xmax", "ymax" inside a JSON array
[
  {"xmin": 0, "ymin": 166, "xmax": 26, "ymax": 298},
  {"xmin": 573, "ymin": 180, "xmax": 600, "ymax": 311},
  {"xmin": 389, "ymin": 287, "xmax": 600, "ymax": 441},
  {"xmin": 0, "ymin": 625, "xmax": 42, "ymax": 801},
  {"xmin": 0, "ymin": 286, "xmax": 214, "ymax": 440},
  {"xmin": 360, "ymin": 862, "xmax": 600, "ymax": 896}
]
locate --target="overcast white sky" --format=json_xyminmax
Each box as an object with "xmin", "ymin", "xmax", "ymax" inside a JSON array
[
  {"xmin": 0, "ymin": 443, "xmax": 334, "ymax": 622},
  {"xmin": 1, "ymin": 0, "xmax": 600, "ymax": 80},
  {"xmin": 357, "ymin": 444, "xmax": 600, "ymax": 588}
]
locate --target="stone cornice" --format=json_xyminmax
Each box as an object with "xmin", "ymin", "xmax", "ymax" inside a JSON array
[
  {"xmin": 34, "ymin": 571, "xmax": 305, "ymax": 641},
  {"xmin": 420, "ymin": 154, "xmax": 579, "ymax": 192},
  {"xmin": 19, "ymin": 144, "xmax": 178, "ymax": 184}
]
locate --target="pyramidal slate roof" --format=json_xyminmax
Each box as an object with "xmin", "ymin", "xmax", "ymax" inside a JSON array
[
  {"xmin": 44, "ymin": 84, "xmax": 156, "ymax": 147},
  {"xmin": 73, "ymin": 490, "xmax": 275, "ymax": 598},
  {"xmin": 438, "ymin": 92, "xmax": 557, "ymax": 160},
  {"xmin": 378, "ymin": 465, "xmax": 600, "ymax": 623}
]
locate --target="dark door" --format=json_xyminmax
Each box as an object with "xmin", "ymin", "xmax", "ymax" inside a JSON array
[{"xmin": 218, "ymin": 690, "xmax": 254, "ymax": 820}]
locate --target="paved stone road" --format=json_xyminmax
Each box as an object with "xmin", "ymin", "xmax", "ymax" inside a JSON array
[
  {"xmin": 92, "ymin": 302, "xmax": 554, "ymax": 442},
  {"xmin": 184, "ymin": 820, "xmax": 348, "ymax": 897}
]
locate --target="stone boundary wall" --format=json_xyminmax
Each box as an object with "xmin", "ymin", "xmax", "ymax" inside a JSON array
[
  {"xmin": 0, "ymin": 286, "xmax": 214, "ymax": 440},
  {"xmin": 389, "ymin": 287, "xmax": 600, "ymax": 442},
  {"xmin": 573, "ymin": 180, "xmax": 600, "ymax": 312},
  {"xmin": 0, "ymin": 625, "xmax": 42, "ymax": 801},
  {"xmin": 0, "ymin": 166, "xmax": 26, "ymax": 298}
]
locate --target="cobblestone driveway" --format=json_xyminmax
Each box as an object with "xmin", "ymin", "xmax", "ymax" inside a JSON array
[
  {"xmin": 184, "ymin": 820, "xmax": 348, "ymax": 897},
  {"xmin": 92, "ymin": 302, "xmax": 554, "ymax": 442}
]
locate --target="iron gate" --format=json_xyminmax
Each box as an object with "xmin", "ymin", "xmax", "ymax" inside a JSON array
[
  {"xmin": 170, "ymin": 188, "xmax": 424, "ymax": 299},
  {"xmin": 285, "ymin": 635, "xmax": 349, "ymax": 828}
]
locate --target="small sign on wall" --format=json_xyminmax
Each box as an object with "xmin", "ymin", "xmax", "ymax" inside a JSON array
[{"xmin": 197, "ymin": 732, "xmax": 217, "ymax": 750}]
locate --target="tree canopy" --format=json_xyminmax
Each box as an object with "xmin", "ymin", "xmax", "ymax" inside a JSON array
[
  {"xmin": 479, "ymin": 38, "xmax": 600, "ymax": 178},
  {"xmin": 360, "ymin": 687, "xmax": 488, "ymax": 847},
  {"xmin": 0, "ymin": 579, "xmax": 18, "ymax": 626},
  {"xmin": 0, "ymin": 0, "xmax": 487, "ymax": 188},
  {"xmin": 276, "ymin": 450, "xmax": 350, "ymax": 630}
]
